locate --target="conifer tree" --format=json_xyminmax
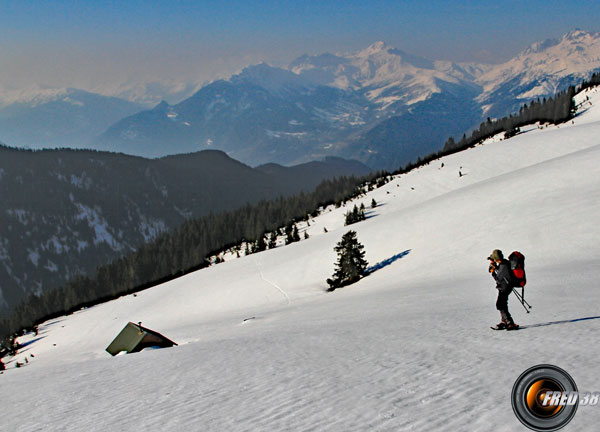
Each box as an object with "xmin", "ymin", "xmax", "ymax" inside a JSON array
[
  {"xmin": 254, "ymin": 233, "xmax": 267, "ymax": 252},
  {"xmin": 345, "ymin": 204, "xmax": 366, "ymax": 225},
  {"xmin": 293, "ymin": 225, "xmax": 300, "ymax": 242},
  {"xmin": 326, "ymin": 230, "xmax": 368, "ymax": 290},
  {"xmin": 268, "ymin": 231, "xmax": 278, "ymax": 249},
  {"xmin": 285, "ymin": 223, "xmax": 301, "ymax": 244}
]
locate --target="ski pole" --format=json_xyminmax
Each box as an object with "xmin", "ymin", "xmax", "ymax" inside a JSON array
[
  {"xmin": 512, "ymin": 288, "xmax": 532, "ymax": 312},
  {"xmin": 512, "ymin": 291, "xmax": 530, "ymax": 313},
  {"xmin": 516, "ymin": 288, "xmax": 532, "ymax": 309},
  {"xmin": 512, "ymin": 288, "xmax": 527, "ymax": 306}
]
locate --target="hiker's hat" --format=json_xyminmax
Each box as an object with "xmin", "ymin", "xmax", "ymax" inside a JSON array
[{"xmin": 488, "ymin": 249, "xmax": 503, "ymax": 261}]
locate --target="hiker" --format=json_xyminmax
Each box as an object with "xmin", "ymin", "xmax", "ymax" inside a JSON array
[{"xmin": 488, "ymin": 249, "xmax": 519, "ymax": 330}]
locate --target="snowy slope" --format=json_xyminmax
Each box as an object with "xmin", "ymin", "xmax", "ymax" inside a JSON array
[{"xmin": 2, "ymin": 87, "xmax": 600, "ymax": 431}]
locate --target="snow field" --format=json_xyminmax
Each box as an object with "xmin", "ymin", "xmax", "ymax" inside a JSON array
[{"xmin": 2, "ymin": 88, "xmax": 600, "ymax": 431}]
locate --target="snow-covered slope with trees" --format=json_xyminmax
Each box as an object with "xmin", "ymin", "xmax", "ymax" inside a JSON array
[{"xmin": 1, "ymin": 87, "xmax": 600, "ymax": 431}]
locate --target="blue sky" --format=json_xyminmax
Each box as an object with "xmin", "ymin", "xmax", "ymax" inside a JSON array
[{"xmin": 1, "ymin": 0, "xmax": 599, "ymax": 91}]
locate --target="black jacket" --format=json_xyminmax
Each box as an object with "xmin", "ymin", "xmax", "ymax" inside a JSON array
[{"xmin": 492, "ymin": 259, "xmax": 513, "ymax": 293}]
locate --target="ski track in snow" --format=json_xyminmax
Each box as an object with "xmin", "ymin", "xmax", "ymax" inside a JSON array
[
  {"xmin": 256, "ymin": 254, "xmax": 292, "ymax": 306},
  {"xmin": 1, "ymin": 86, "xmax": 600, "ymax": 431}
]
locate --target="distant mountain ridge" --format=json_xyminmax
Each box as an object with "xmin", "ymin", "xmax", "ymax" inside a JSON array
[
  {"xmin": 93, "ymin": 30, "xmax": 600, "ymax": 170},
  {"xmin": 0, "ymin": 146, "xmax": 370, "ymax": 315},
  {"xmin": 0, "ymin": 88, "xmax": 144, "ymax": 150},
  {"xmin": 2, "ymin": 30, "xmax": 600, "ymax": 170}
]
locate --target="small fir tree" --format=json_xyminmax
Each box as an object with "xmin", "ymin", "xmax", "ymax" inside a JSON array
[
  {"xmin": 285, "ymin": 224, "xmax": 294, "ymax": 245},
  {"xmin": 371, "ymin": 198, "xmax": 377, "ymax": 208},
  {"xmin": 345, "ymin": 204, "xmax": 366, "ymax": 225},
  {"xmin": 326, "ymin": 230, "xmax": 369, "ymax": 290},
  {"xmin": 292, "ymin": 225, "xmax": 301, "ymax": 242},
  {"xmin": 285, "ymin": 223, "xmax": 301, "ymax": 244},
  {"xmin": 254, "ymin": 233, "xmax": 267, "ymax": 252},
  {"xmin": 268, "ymin": 231, "xmax": 277, "ymax": 249}
]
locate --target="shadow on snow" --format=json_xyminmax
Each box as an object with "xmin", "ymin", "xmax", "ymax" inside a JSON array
[
  {"xmin": 520, "ymin": 316, "xmax": 600, "ymax": 330},
  {"xmin": 18, "ymin": 336, "xmax": 46, "ymax": 349},
  {"xmin": 367, "ymin": 249, "xmax": 411, "ymax": 274}
]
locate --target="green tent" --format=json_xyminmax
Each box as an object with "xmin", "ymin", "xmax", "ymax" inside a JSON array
[{"xmin": 106, "ymin": 322, "xmax": 177, "ymax": 356}]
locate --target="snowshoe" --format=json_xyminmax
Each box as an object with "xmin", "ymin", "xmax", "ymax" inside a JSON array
[
  {"xmin": 506, "ymin": 323, "xmax": 520, "ymax": 331},
  {"xmin": 491, "ymin": 323, "xmax": 507, "ymax": 330}
]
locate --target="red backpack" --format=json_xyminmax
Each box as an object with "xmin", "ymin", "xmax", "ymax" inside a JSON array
[{"xmin": 508, "ymin": 251, "xmax": 526, "ymax": 287}]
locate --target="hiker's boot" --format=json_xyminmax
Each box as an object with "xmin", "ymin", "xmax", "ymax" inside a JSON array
[{"xmin": 506, "ymin": 322, "xmax": 519, "ymax": 331}]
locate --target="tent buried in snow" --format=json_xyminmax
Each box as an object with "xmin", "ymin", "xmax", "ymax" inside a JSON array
[{"xmin": 106, "ymin": 322, "xmax": 177, "ymax": 356}]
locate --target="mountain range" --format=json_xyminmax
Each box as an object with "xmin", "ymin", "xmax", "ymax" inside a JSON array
[
  {"xmin": 0, "ymin": 87, "xmax": 145, "ymax": 151},
  {"xmin": 0, "ymin": 147, "xmax": 369, "ymax": 316},
  {"xmin": 2, "ymin": 30, "xmax": 598, "ymax": 171}
]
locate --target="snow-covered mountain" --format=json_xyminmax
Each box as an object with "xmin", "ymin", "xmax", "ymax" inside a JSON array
[
  {"xmin": 477, "ymin": 29, "xmax": 600, "ymax": 116},
  {"xmin": 95, "ymin": 43, "xmax": 485, "ymax": 168},
  {"xmin": 0, "ymin": 81, "xmax": 205, "ymax": 150},
  {"xmin": 97, "ymin": 80, "xmax": 203, "ymax": 107},
  {"xmin": 95, "ymin": 30, "xmax": 600, "ymax": 170},
  {"xmin": 0, "ymin": 87, "xmax": 144, "ymax": 149},
  {"xmin": 2, "ymin": 86, "xmax": 599, "ymax": 431},
  {"xmin": 290, "ymin": 40, "xmax": 483, "ymax": 109},
  {"xmin": 0, "ymin": 80, "xmax": 201, "ymax": 109}
]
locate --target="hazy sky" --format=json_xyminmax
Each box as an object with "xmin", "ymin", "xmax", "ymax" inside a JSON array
[{"xmin": 1, "ymin": 0, "xmax": 599, "ymax": 92}]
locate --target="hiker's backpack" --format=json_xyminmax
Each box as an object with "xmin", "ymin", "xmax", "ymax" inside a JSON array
[{"xmin": 508, "ymin": 251, "xmax": 526, "ymax": 287}]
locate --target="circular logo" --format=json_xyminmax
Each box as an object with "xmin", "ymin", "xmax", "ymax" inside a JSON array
[{"xmin": 512, "ymin": 364, "xmax": 579, "ymax": 431}]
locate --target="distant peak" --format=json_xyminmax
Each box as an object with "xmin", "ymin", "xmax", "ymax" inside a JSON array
[
  {"xmin": 363, "ymin": 41, "xmax": 391, "ymax": 55},
  {"xmin": 562, "ymin": 28, "xmax": 598, "ymax": 42},
  {"xmin": 522, "ymin": 35, "xmax": 559, "ymax": 55},
  {"xmin": 349, "ymin": 41, "xmax": 395, "ymax": 59},
  {"xmin": 369, "ymin": 41, "xmax": 388, "ymax": 50},
  {"xmin": 237, "ymin": 62, "xmax": 286, "ymax": 77},
  {"xmin": 564, "ymin": 28, "xmax": 585, "ymax": 39},
  {"xmin": 154, "ymin": 100, "xmax": 170, "ymax": 110},
  {"xmin": 520, "ymin": 29, "xmax": 600, "ymax": 57},
  {"xmin": 246, "ymin": 61, "xmax": 271, "ymax": 70}
]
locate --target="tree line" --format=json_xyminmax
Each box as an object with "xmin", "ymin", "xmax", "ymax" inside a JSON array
[
  {"xmin": 1, "ymin": 172, "xmax": 390, "ymax": 340},
  {"xmin": 442, "ymin": 86, "xmax": 575, "ymax": 153}
]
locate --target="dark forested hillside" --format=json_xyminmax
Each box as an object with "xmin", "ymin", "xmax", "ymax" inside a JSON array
[
  {"xmin": 0, "ymin": 147, "xmax": 370, "ymax": 316},
  {"xmin": 1, "ymin": 172, "xmax": 380, "ymax": 338}
]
